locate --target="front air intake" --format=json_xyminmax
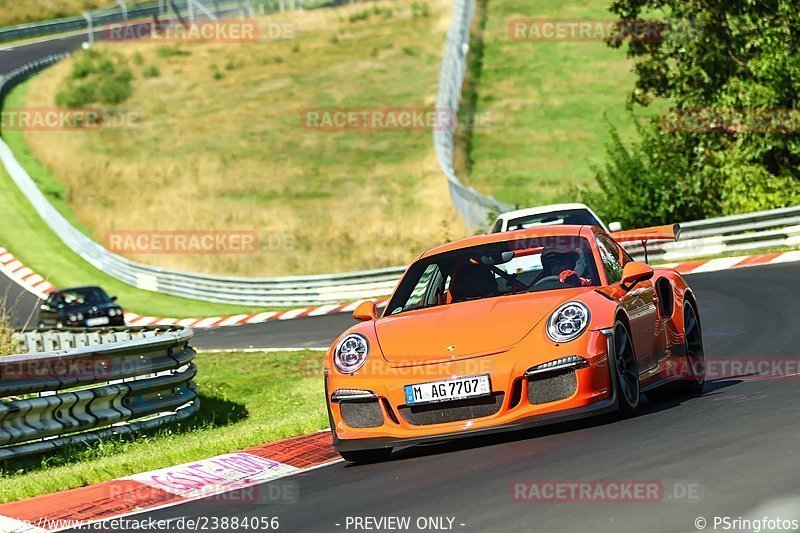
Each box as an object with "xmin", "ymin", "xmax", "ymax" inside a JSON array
[
  {"xmin": 527, "ymin": 370, "xmax": 578, "ymax": 405},
  {"xmin": 398, "ymin": 393, "xmax": 505, "ymax": 426},
  {"xmin": 340, "ymin": 400, "xmax": 384, "ymax": 428}
]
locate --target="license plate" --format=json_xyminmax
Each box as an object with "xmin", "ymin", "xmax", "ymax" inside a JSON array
[
  {"xmin": 404, "ymin": 375, "xmax": 491, "ymax": 405},
  {"xmin": 86, "ymin": 317, "xmax": 109, "ymax": 326}
]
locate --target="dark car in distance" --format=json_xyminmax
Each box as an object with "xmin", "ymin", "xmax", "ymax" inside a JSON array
[{"xmin": 38, "ymin": 286, "xmax": 125, "ymax": 328}]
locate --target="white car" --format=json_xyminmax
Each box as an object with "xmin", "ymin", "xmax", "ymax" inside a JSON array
[{"xmin": 490, "ymin": 203, "xmax": 622, "ymax": 234}]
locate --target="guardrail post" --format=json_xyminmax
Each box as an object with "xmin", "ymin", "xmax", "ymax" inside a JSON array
[
  {"xmin": 117, "ymin": 0, "xmax": 128, "ymax": 24},
  {"xmin": 82, "ymin": 11, "xmax": 94, "ymax": 46}
]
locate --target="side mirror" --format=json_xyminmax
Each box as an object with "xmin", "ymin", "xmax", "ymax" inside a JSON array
[
  {"xmin": 608, "ymin": 221, "xmax": 623, "ymax": 232},
  {"xmin": 353, "ymin": 300, "xmax": 378, "ymax": 322},
  {"xmin": 620, "ymin": 261, "xmax": 654, "ymax": 291},
  {"xmin": 111, "ymin": 296, "xmax": 118, "ymax": 302}
]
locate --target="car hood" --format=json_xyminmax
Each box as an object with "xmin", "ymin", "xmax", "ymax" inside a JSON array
[{"xmin": 376, "ymin": 288, "xmax": 591, "ymax": 366}]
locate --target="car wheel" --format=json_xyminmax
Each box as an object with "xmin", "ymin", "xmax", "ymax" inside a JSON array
[
  {"xmin": 645, "ymin": 300, "xmax": 705, "ymax": 402},
  {"xmin": 680, "ymin": 301, "xmax": 705, "ymax": 394},
  {"xmin": 613, "ymin": 321, "xmax": 640, "ymax": 417},
  {"xmin": 339, "ymin": 448, "xmax": 393, "ymax": 464}
]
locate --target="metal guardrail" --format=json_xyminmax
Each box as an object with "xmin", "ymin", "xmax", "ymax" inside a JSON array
[
  {"xmin": 0, "ymin": 54, "xmax": 69, "ymax": 103},
  {"xmin": 0, "ymin": 49, "xmax": 406, "ymax": 307},
  {"xmin": 0, "ymin": 326, "xmax": 197, "ymax": 460},
  {"xmin": 433, "ymin": 0, "xmax": 513, "ymax": 232},
  {"xmin": 0, "ymin": 0, "xmax": 257, "ymax": 45},
  {"xmin": 624, "ymin": 207, "xmax": 800, "ymax": 263},
  {"xmin": 1, "ymin": 3, "xmax": 799, "ymax": 310}
]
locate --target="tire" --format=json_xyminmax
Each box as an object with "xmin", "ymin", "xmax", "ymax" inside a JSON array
[
  {"xmin": 613, "ymin": 320, "xmax": 641, "ymax": 417},
  {"xmin": 679, "ymin": 301, "xmax": 705, "ymax": 394},
  {"xmin": 645, "ymin": 300, "xmax": 705, "ymax": 402},
  {"xmin": 339, "ymin": 448, "xmax": 393, "ymax": 464}
]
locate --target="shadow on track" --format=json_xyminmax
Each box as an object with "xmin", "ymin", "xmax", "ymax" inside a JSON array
[{"xmin": 343, "ymin": 379, "xmax": 742, "ymax": 467}]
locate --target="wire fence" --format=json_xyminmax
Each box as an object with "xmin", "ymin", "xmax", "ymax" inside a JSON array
[
  {"xmin": 433, "ymin": 0, "xmax": 513, "ymax": 232},
  {"xmin": 1, "ymin": 1, "xmax": 799, "ymax": 310}
]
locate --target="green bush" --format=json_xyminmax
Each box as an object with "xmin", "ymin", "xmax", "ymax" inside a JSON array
[
  {"xmin": 595, "ymin": 0, "xmax": 800, "ymax": 223},
  {"xmin": 156, "ymin": 45, "xmax": 191, "ymax": 58},
  {"xmin": 411, "ymin": 2, "xmax": 429, "ymax": 19},
  {"xmin": 55, "ymin": 49, "xmax": 135, "ymax": 109},
  {"xmin": 142, "ymin": 65, "xmax": 161, "ymax": 78},
  {"xmin": 584, "ymin": 119, "xmax": 722, "ymax": 228},
  {"xmin": 348, "ymin": 10, "xmax": 370, "ymax": 23},
  {"xmin": 55, "ymin": 82, "xmax": 95, "ymax": 109},
  {"xmin": 99, "ymin": 77, "xmax": 133, "ymax": 105}
]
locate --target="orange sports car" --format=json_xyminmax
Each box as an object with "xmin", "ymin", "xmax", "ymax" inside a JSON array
[{"xmin": 324, "ymin": 225, "xmax": 705, "ymax": 463}]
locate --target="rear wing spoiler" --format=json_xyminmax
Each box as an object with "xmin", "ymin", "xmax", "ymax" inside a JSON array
[{"xmin": 610, "ymin": 223, "xmax": 681, "ymax": 262}]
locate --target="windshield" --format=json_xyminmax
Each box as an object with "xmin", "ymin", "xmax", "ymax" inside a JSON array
[
  {"xmin": 386, "ymin": 236, "xmax": 599, "ymax": 316},
  {"xmin": 51, "ymin": 287, "xmax": 112, "ymax": 308},
  {"xmin": 507, "ymin": 209, "xmax": 602, "ymax": 231}
]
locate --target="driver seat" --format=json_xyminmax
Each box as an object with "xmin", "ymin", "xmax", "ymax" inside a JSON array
[{"xmin": 449, "ymin": 262, "xmax": 498, "ymax": 302}]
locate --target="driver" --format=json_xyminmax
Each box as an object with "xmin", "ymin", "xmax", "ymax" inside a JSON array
[{"xmin": 541, "ymin": 250, "xmax": 592, "ymax": 287}]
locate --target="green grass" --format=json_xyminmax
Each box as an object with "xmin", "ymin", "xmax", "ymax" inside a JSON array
[
  {"xmin": 0, "ymin": 349, "xmax": 329, "ymax": 503},
  {"xmin": 465, "ymin": 0, "xmax": 662, "ymax": 207},
  {"xmin": 0, "ymin": 89, "xmax": 272, "ymax": 317},
  {"xmin": 2, "ymin": 84, "xmax": 93, "ymax": 233},
  {"xmin": 21, "ymin": 1, "xmax": 464, "ymax": 278}
]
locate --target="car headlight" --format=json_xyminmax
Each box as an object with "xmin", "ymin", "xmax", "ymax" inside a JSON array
[
  {"xmin": 334, "ymin": 333, "xmax": 370, "ymax": 374},
  {"xmin": 68, "ymin": 313, "xmax": 84, "ymax": 322},
  {"xmin": 547, "ymin": 301, "xmax": 590, "ymax": 343}
]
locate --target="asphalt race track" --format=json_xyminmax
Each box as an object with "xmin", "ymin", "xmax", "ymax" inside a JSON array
[
  {"xmin": 6, "ymin": 30, "xmax": 800, "ymax": 533},
  {"xmin": 48, "ymin": 261, "xmax": 800, "ymax": 533}
]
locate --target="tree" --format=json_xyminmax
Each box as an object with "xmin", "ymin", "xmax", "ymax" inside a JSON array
[{"xmin": 592, "ymin": 0, "xmax": 800, "ymax": 224}]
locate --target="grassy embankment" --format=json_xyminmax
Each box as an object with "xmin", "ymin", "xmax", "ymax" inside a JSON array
[
  {"xmin": 463, "ymin": 0, "xmax": 660, "ymax": 207},
  {"xmin": 19, "ymin": 0, "xmax": 464, "ymax": 279}
]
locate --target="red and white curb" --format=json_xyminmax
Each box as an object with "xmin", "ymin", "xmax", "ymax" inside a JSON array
[
  {"xmin": 0, "ymin": 245, "xmax": 388, "ymax": 327},
  {"xmin": 0, "ymin": 247, "xmax": 56, "ymax": 300},
  {"xmin": 0, "ymin": 431, "xmax": 339, "ymax": 532},
  {"xmin": 4, "ymin": 243, "xmax": 800, "ymax": 329},
  {"xmin": 124, "ymin": 297, "xmax": 390, "ymax": 329}
]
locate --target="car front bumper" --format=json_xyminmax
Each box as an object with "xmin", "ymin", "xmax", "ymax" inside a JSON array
[{"xmin": 327, "ymin": 329, "xmax": 618, "ymax": 452}]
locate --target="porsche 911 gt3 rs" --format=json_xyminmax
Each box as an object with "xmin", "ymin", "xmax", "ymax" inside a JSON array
[{"xmin": 324, "ymin": 224, "xmax": 704, "ymax": 463}]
